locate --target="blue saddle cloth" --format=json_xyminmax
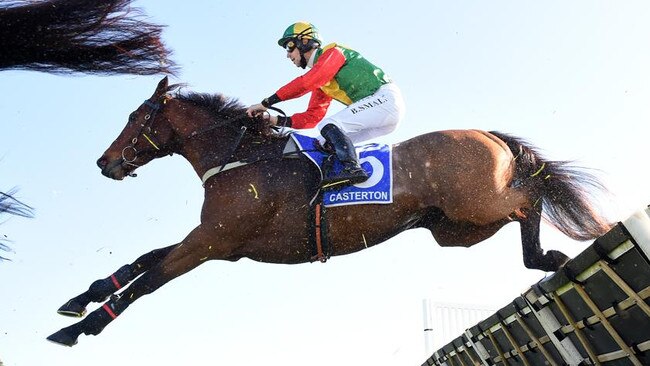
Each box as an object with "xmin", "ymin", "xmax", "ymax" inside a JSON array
[{"xmin": 290, "ymin": 133, "xmax": 393, "ymax": 207}]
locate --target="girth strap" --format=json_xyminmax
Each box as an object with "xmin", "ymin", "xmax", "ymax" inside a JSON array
[{"xmin": 310, "ymin": 201, "xmax": 330, "ymax": 263}]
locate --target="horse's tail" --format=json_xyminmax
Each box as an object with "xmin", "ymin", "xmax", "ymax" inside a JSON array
[
  {"xmin": 489, "ymin": 131, "xmax": 614, "ymax": 241},
  {"xmin": 1, "ymin": 189, "xmax": 34, "ymax": 261},
  {"xmin": 0, "ymin": 0, "xmax": 176, "ymax": 75},
  {"xmin": 0, "ymin": 189, "xmax": 33, "ymax": 218}
]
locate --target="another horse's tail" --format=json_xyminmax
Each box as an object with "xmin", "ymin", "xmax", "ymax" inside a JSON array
[
  {"xmin": 489, "ymin": 131, "xmax": 614, "ymax": 241},
  {"xmin": 1, "ymin": 189, "xmax": 34, "ymax": 261},
  {"xmin": 0, "ymin": 189, "xmax": 33, "ymax": 218},
  {"xmin": 0, "ymin": 0, "xmax": 176, "ymax": 75}
]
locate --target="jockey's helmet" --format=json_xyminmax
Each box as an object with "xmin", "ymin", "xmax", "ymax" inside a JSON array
[{"xmin": 277, "ymin": 22, "xmax": 322, "ymax": 52}]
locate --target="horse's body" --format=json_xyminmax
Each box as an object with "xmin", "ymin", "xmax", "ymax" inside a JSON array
[
  {"xmin": 47, "ymin": 77, "xmax": 613, "ymax": 346},
  {"xmin": 0, "ymin": 0, "xmax": 174, "ymax": 75}
]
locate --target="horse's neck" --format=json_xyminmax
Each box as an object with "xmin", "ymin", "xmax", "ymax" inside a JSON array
[
  {"xmin": 232, "ymin": 135, "xmax": 289, "ymax": 162},
  {"xmin": 175, "ymin": 137, "xmax": 228, "ymax": 179},
  {"xmin": 169, "ymin": 99, "xmax": 289, "ymax": 179},
  {"xmin": 177, "ymin": 132, "xmax": 289, "ymax": 181}
]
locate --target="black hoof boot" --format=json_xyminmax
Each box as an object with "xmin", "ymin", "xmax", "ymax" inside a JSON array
[
  {"xmin": 545, "ymin": 250, "xmax": 570, "ymax": 272},
  {"xmin": 49, "ymin": 296, "xmax": 124, "ymax": 346},
  {"xmin": 57, "ymin": 295, "xmax": 88, "ymax": 318},
  {"xmin": 525, "ymin": 249, "xmax": 570, "ymax": 272},
  {"xmin": 47, "ymin": 325, "xmax": 81, "ymax": 347},
  {"xmin": 57, "ymin": 264, "xmax": 135, "ymax": 317}
]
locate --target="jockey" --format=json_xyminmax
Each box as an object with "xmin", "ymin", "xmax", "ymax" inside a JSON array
[{"xmin": 246, "ymin": 21, "xmax": 405, "ymax": 187}]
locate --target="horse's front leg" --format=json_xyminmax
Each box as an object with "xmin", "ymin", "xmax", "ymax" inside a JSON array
[
  {"xmin": 519, "ymin": 207, "xmax": 570, "ymax": 272},
  {"xmin": 56, "ymin": 244, "xmax": 177, "ymax": 318},
  {"xmin": 47, "ymin": 225, "xmax": 219, "ymax": 347}
]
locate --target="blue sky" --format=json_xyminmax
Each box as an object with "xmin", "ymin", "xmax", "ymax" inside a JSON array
[{"xmin": 1, "ymin": 1, "xmax": 649, "ymax": 365}]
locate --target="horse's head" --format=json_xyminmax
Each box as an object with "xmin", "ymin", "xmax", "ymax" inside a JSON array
[
  {"xmin": 98, "ymin": 77, "xmax": 279, "ymax": 180},
  {"xmin": 97, "ymin": 77, "xmax": 178, "ymax": 180}
]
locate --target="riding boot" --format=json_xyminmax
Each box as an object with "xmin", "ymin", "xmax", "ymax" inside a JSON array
[{"xmin": 320, "ymin": 124, "xmax": 369, "ymax": 188}]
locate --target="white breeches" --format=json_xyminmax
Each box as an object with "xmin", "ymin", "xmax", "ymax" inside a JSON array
[{"xmin": 316, "ymin": 83, "xmax": 405, "ymax": 143}]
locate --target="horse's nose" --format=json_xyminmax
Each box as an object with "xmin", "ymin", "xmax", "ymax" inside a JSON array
[{"xmin": 96, "ymin": 156, "xmax": 108, "ymax": 169}]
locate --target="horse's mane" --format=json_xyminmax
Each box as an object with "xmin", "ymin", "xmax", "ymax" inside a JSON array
[
  {"xmin": 174, "ymin": 91, "xmax": 248, "ymax": 121},
  {"xmin": 167, "ymin": 85, "xmax": 278, "ymax": 139},
  {"xmin": 0, "ymin": 0, "xmax": 176, "ymax": 75}
]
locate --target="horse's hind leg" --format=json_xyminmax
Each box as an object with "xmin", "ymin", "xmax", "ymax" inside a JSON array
[
  {"xmin": 422, "ymin": 208, "xmax": 511, "ymax": 247},
  {"xmin": 56, "ymin": 244, "xmax": 177, "ymax": 317},
  {"xmin": 519, "ymin": 207, "xmax": 570, "ymax": 272}
]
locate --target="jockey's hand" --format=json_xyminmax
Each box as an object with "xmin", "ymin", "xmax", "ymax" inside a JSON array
[
  {"xmin": 246, "ymin": 103, "xmax": 267, "ymax": 117},
  {"xmin": 266, "ymin": 114, "xmax": 278, "ymax": 126}
]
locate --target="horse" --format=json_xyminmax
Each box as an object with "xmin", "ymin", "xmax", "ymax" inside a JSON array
[
  {"xmin": 0, "ymin": 0, "xmax": 175, "ymax": 75},
  {"xmin": 47, "ymin": 76, "xmax": 613, "ymax": 346}
]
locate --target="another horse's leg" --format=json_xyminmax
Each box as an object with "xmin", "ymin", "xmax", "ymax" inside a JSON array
[
  {"xmin": 519, "ymin": 207, "xmax": 570, "ymax": 272},
  {"xmin": 57, "ymin": 244, "xmax": 177, "ymax": 317},
  {"xmin": 48, "ymin": 226, "xmax": 216, "ymax": 346}
]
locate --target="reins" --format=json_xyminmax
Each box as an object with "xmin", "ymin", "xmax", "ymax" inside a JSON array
[
  {"xmin": 213, "ymin": 125, "xmax": 248, "ymax": 175},
  {"xmin": 185, "ymin": 105, "xmax": 287, "ymax": 141},
  {"xmin": 186, "ymin": 114, "xmax": 249, "ymax": 141},
  {"xmin": 191, "ymin": 105, "xmax": 297, "ymax": 185}
]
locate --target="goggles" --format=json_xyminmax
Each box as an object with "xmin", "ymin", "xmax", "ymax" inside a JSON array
[{"xmin": 284, "ymin": 39, "xmax": 298, "ymax": 53}]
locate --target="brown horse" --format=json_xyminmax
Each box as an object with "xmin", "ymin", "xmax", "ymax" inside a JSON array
[
  {"xmin": 47, "ymin": 77, "xmax": 613, "ymax": 346},
  {"xmin": 0, "ymin": 0, "xmax": 175, "ymax": 75}
]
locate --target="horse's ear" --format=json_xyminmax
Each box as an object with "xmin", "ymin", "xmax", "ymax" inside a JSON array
[{"xmin": 154, "ymin": 76, "xmax": 169, "ymax": 96}]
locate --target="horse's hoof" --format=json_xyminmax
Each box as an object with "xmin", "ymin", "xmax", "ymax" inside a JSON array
[
  {"xmin": 547, "ymin": 250, "xmax": 570, "ymax": 271},
  {"xmin": 57, "ymin": 300, "xmax": 86, "ymax": 318},
  {"xmin": 46, "ymin": 329, "xmax": 79, "ymax": 347}
]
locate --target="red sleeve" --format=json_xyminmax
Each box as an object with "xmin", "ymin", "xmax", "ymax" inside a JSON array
[
  {"xmin": 276, "ymin": 47, "xmax": 346, "ymax": 101},
  {"xmin": 290, "ymin": 89, "xmax": 332, "ymax": 129}
]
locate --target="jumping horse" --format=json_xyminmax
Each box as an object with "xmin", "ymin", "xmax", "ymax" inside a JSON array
[{"xmin": 47, "ymin": 77, "xmax": 613, "ymax": 346}]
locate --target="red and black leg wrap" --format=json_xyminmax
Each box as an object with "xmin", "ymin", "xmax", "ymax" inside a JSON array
[
  {"xmin": 87, "ymin": 265, "xmax": 134, "ymax": 302},
  {"xmin": 82, "ymin": 296, "xmax": 129, "ymax": 336}
]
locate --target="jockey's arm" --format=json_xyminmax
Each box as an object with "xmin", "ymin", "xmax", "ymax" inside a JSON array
[
  {"xmin": 285, "ymin": 89, "xmax": 332, "ymax": 129},
  {"xmin": 257, "ymin": 90, "xmax": 331, "ymax": 128},
  {"xmin": 274, "ymin": 47, "xmax": 345, "ymax": 100},
  {"xmin": 249, "ymin": 48, "xmax": 344, "ymax": 122}
]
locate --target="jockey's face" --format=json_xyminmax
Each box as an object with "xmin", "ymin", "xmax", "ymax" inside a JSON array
[
  {"xmin": 286, "ymin": 47, "xmax": 314, "ymax": 68},
  {"xmin": 286, "ymin": 47, "xmax": 302, "ymax": 68}
]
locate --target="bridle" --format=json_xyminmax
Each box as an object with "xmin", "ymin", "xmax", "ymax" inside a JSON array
[
  {"xmin": 121, "ymin": 96, "xmax": 285, "ymax": 178},
  {"xmin": 120, "ymin": 98, "xmax": 168, "ymax": 177}
]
